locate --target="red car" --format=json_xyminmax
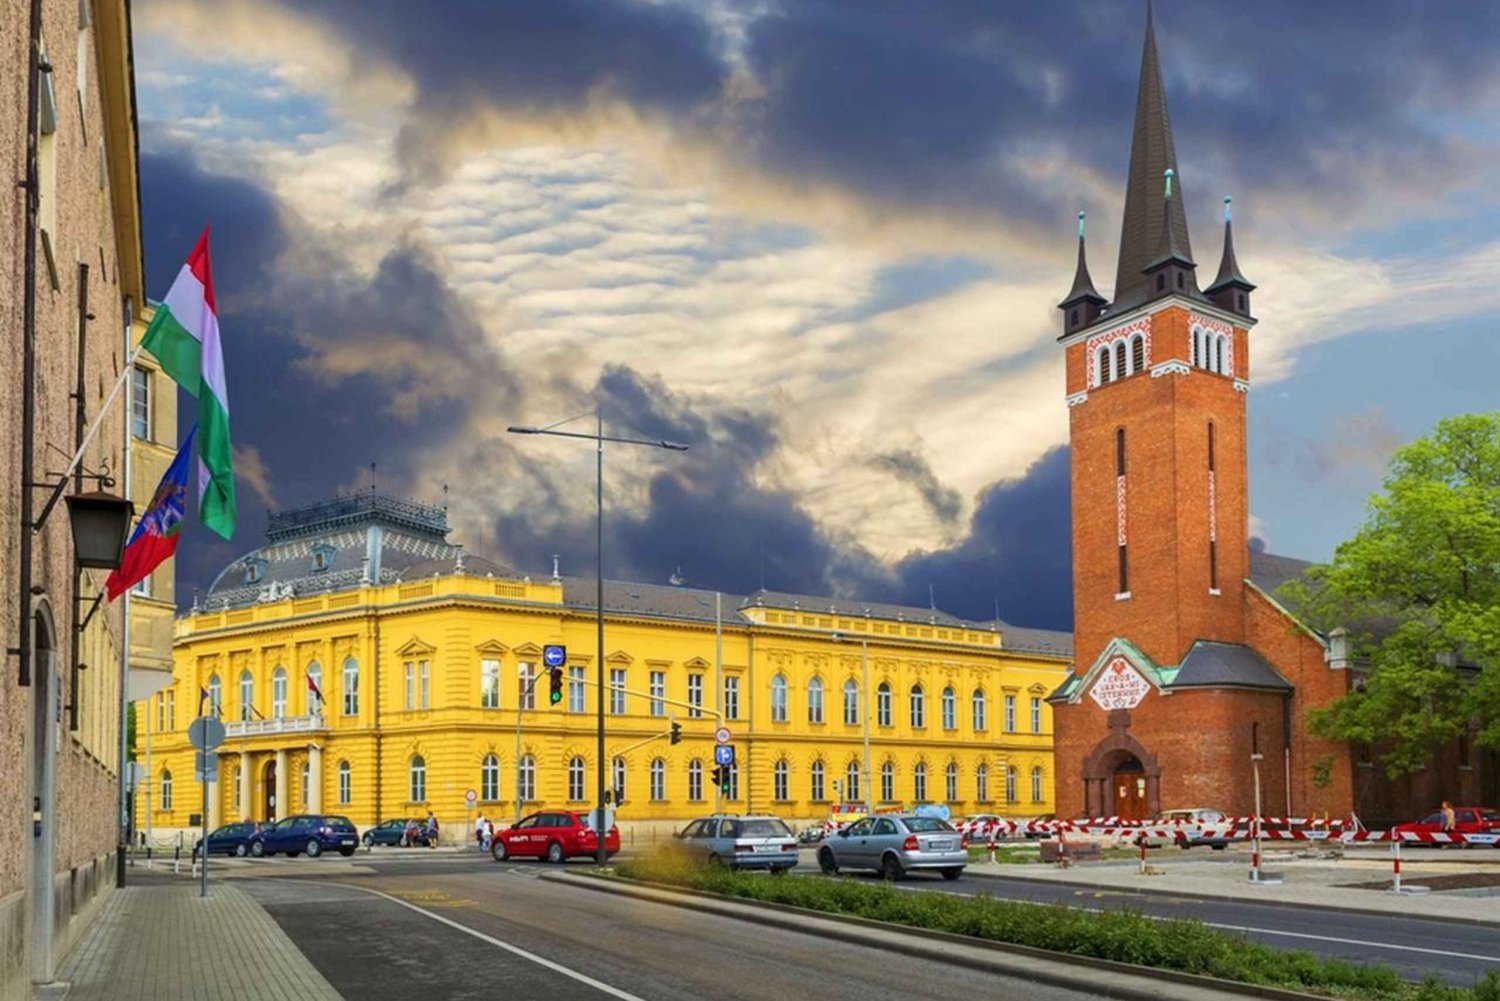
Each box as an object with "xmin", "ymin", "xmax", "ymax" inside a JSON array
[
  {"xmin": 1393, "ymin": 806, "xmax": 1500, "ymax": 846},
  {"xmin": 491, "ymin": 810, "xmax": 620, "ymax": 863}
]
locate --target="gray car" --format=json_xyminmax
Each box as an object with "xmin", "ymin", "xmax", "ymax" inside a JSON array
[
  {"xmin": 818, "ymin": 814, "xmax": 966, "ymax": 880},
  {"xmin": 675, "ymin": 815, "xmax": 800, "ymax": 872}
]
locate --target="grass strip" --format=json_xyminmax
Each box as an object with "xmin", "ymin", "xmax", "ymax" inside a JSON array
[{"xmin": 611, "ymin": 856, "xmax": 1500, "ymax": 1001}]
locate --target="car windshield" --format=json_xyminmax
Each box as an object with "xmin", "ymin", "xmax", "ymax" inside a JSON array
[
  {"xmin": 735, "ymin": 819, "xmax": 792, "ymax": 838},
  {"xmin": 318, "ymin": 816, "xmax": 354, "ymax": 829},
  {"xmin": 1480, "ymin": 810, "xmax": 1500, "ymax": 822},
  {"xmin": 902, "ymin": 818, "xmax": 954, "ymax": 833}
]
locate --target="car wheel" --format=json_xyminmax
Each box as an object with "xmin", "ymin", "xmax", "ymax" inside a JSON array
[
  {"xmin": 769, "ymin": 866, "xmax": 787, "ymax": 876},
  {"xmin": 940, "ymin": 867, "xmax": 963, "ymax": 881},
  {"xmin": 362, "ymin": 833, "xmax": 374, "ymax": 848},
  {"xmin": 306, "ymin": 840, "xmax": 323, "ymax": 858},
  {"xmin": 546, "ymin": 841, "xmax": 565, "ymax": 864},
  {"xmin": 707, "ymin": 853, "xmax": 725, "ymax": 868},
  {"xmin": 817, "ymin": 847, "xmax": 838, "ymax": 875},
  {"xmin": 235, "ymin": 843, "xmax": 248, "ymax": 858},
  {"xmin": 880, "ymin": 853, "xmax": 905, "ymax": 881},
  {"xmin": 1211, "ymin": 843, "xmax": 1226, "ymax": 852},
  {"xmin": 492, "ymin": 840, "xmax": 509, "ymax": 862},
  {"xmin": 249, "ymin": 841, "xmax": 266, "ymax": 858}
]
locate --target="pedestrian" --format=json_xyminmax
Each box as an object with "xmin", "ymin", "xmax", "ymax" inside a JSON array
[
  {"xmin": 475, "ymin": 813, "xmax": 486, "ymax": 850},
  {"xmin": 402, "ymin": 818, "xmax": 418, "ymax": 847},
  {"xmin": 482, "ymin": 818, "xmax": 494, "ymax": 852},
  {"xmin": 1440, "ymin": 800, "xmax": 1457, "ymax": 849},
  {"xmin": 426, "ymin": 811, "xmax": 440, "ymax": 849}
]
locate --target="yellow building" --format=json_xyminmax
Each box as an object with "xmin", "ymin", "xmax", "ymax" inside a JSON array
[{"xmin": 138, "ymin": 493, "xmax": 1071, "ymax": 840}]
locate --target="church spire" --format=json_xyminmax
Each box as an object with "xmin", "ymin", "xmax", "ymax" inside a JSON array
[
  {"xmin": 1059, "ymin": 211, "xmax": 1106, "ymax": 334},
  {"xmin": 1112, "ymin": 0, "xmax": 1192, "ymax": 311},
  {"xmin": 1205, "ymin": 195, "xmax": 1255, "ymax": 317}
]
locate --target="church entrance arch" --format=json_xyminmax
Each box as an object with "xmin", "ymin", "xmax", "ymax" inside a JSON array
[
  {"xmin": 1082, "ymin": 724, "xmax": 1161, "ymax": 820},
  {"xmin": 1108, "ymin": 755, "xmax": 1147, "ymax": 821}
]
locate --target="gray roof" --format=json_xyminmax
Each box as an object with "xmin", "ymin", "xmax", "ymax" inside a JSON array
[
  {"xmin": 1247, "ymin": 550, "xmax": 1316, "ymax": 600},
  {"xmin": 742, "ymin": 589, "xmax": 982, "ymax": 630},
  {"xmin": 562, "ymin": 579, "xmax": 742, "ymax": 625},
  {"xmin": 1172, "ymin": 641, "xmax": 1291, "ymax": 691},
  {"xmin": 998, "ymin": 625, "xmax": 1074, "ymax": 658}
]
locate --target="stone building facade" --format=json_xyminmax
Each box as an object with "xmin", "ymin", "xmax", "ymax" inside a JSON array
[{"xmin": 1, "ymin": 1, "xmax": 149, "ymax": 994}]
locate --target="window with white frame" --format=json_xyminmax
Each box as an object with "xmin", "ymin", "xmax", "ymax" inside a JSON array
[
  {"xmin": 306, "ymin": 662, "xmax": 322, "ymax": 714},
  {"xmin": 881, "ymin": 761, "xmax": 894, "ymax": 802},
  {"xmin": 481, "ymin": 754, "xmax": 500, "ymax": 802},
  {"xmin": 272, "ymin": 667, "xmax": 287, "ymax": 718},
  {"xmin": 207, "ymin": 674, "xmax": 221, "ymax": 717},
  {"xmin": 1031, "ymin": 765, "xmax": 1044, "ymax": 804},
  {"xmin": 810, "ymin": 760, "xmax": 825, "ymax": 801},
  {"xmin": 877, "ymin": 682, "xmax": 892, "ymax": 727},
  {"xmin": 649, "ymin": 671, "xmax": 665, "ymax": 717},
  {"xmin": 404, "ymin": 661, "xmax": 416, "ymax": 710},
  {"xmin": 725, "ymin": 762, "xmax": 739, "ymax": 800},
  {"xmin": 130, "ymin": 572, "xmax": 151, "ymax": 598},
  {"xmin": 610, "ymin": 669, "xmax": 626, "ymax": 715},
  {"xmin": 807, "ymin": 677, "xmax": 824, "ymax": 723},
  {"xmin": 972, "ymin": 688, "xmax": 987, "ymax": 731},
  {"xmin": 770, "ymin": 674, "xmax": 787, "ymax": 722},
  {"xmin": 773, "ymin": 760, "xmax": 789, "ymax": 801},
  {"xmin": 239, "ymin": 670, "xmax": 253, "ymax": 721},
  {"xmin": 338, "ymin": 761, "xmax": 351, "ymax": 805},
  {"xmin": 420, "ymin": 660, "xmax": 430, "ymax": 709},
  {"xmin": 518, "ymin": 755, "xmax": 535, "ymax": 802},
  {"xmin": 846, "ymin": 761, "xmax": 861, "ymax": 803},
  {"xmin": 688, "ymin": 759, "xmax": 703, "ymax": 801},
  {"xmin": 843, "ymin": 679, "xmax": 858, "ymax": 725},
  {"xmin": 723, "ymin": 676, "xmax": 740, "ymax": 720},
  {"xmin": 568, "ymin": 666, "xmax": 585, "ymax": 712},
  {"xmin": 976, "ymin": 762, "xmax": 989, "ymax": 802},
  {"xmin": 650, "ymin": 758, "xmax": 665, "ymax": 801},
  {"xmin": 945, "ymin": 762, "xmax": 958, "ymax": 802},
  {"xmin": 1030, "ymin": 696, "xmax": 1042, "ymax": 734},
  {"xmin": 913, "ymin": 762, "xmax": 927, "ymax": 803},
  {"xmin": 342, "ymin": 657, "xmax": 359, "ymax": 716},
  {"xmin": 1005, "ymin": 765, "xmax": 1017, "ymax": 804},
  {"xmin": 518, "ymin": 662, "xmax": 536, "ymax": 710},
  {"xmin": 1004, "ymin": 694, "xmax": 1016, "ymax": 732},
  {"xmin": 910, "ymin": 684, "xmax": 925, "ymax": 728},
  {"xmin": 160, "ymin": 769, "xmax": 172, "ymax": 810},
  {"xmin": 131, "ymin": 366, "xmax": 151, "ymax": 440},
  {"xmin": 687, "ymin": 673, "xmax": 703, "ymax": 718},
  {"xmin": 568, "ymin": 757, "xmax": 585, "ymax": 801},
  {"xmin": 481, "ymin": 659, "xmax": 500, "ymax": 709},
  {"xmin": 409, "ymin": 756, "xmax": 426, "ymax": 802},
  {"xmin": 941, "ymin": 687, "xmax": 955, "ymax": 729},
  {"xmin": 613, "ymin": 757, "xmax": 626, "ymax": 803}
]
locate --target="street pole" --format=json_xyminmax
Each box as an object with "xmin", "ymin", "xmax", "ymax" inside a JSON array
[
  {"xmin": 116, "ymin": 301, "xmax": 133, "ymax": 887},
  {"xmin": 513, "ymin": 672, "xmax": 540, "ymax": 825},
  {"xmin": 200, "ymin": 736, "xmax": 208, "ymax": 897},
  {"xmin": 714, "ymin": 591, "xmax": 722, "ymax": 816},
  {"xmin": 1250, "ymin": 752, "xmax": 1264, "ymax": 883},
  {"xmin": 861, "ymin": 638, "xmax": 871, "ymax": 812},
  {"xmin": 595, "ymin": 410, "xmax": 607, "ymax": 865}
]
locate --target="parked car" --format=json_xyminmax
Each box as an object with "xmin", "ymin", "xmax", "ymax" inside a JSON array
[
  {"xmin": 1138, "ymin": 808, "xmax": 1230, "ymax": 850},
  {"xmin": 491, "ymin": 811, "xmax": 619, "ymax": 863},
  {"xmin": 244, "ymin": 814, "xmax": 360, "ymax": 858},
  {"xmin": 674, "ymin": 815, "xmax": 800, "ymax": 872},
  {"xmin": 797, "ymin": 825, "xmax": 825, "ymax": 845},
  {"xmin": 1394, "ymin": 807, "xmax": 1500, "ymax": 846},
  {"xmin": 193, "ymin": 821, "xmax": 256, "ymax": 859},
  {"xmin": 361, "ymin": 818, "xmax": 434, "ymax": 848},
  {"xmin": 818, "ymin": 814, "xmax": 966, "ymax": 880}
]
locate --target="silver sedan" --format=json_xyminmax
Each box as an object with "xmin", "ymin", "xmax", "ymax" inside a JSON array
[{"xmin": 817, "ymin": 815, "xmax": 967, "ymax": 880}]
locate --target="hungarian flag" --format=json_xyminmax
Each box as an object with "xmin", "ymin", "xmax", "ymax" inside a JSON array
[
  {"xmin": 106, "ymin": 426, "xmax": 195, "ymax": 600},
  {"xmin": 142, "ymin": 228, "xmax": 236, "ymax": 540}
]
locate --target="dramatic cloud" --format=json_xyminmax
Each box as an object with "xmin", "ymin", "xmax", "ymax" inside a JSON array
[{"xmin": 869, "ymin": 450, "xmax": 964, "ymax": 527}]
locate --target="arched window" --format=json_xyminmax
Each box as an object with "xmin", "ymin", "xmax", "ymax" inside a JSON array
[
  {"xmin": 1192, "ymin": 328, "xmax": 1202, "ymax": 367},
  {"xmin": 239, "ymin": 670, "xmax": 254, "ymax": 721},
  {"xmin": 206, "ymin": 674, "xmax": 221, "ymax": 717},
  {"xmin": 770, "ymin": 674, "xmax": 788, "ymax": 722},
  {"xmin": 1031, "ymin": 765, "xmax": 1044, "ymax": 804},
  {"xmin": 773, "ymin": 759, "xmax": 789, "ymax": 801},
  {"xmin": 941, "ymin": 686, "xmax": 956, "ymax": 729},
  {"xmin": 306, "ymin": 661, "xmax": 322, "ymax": 714},
  {"xmin": 518, "ymin": 755, "xmax": 535, "ymax": 802},
  {"xmin": 1097, "ymin": 346, "xmax": 1111, "ymax": 384},
  {"xmin": 613, "ymin": 757, "xmax": 627, "ymax": 803},
  {"xmin": 1216, "ymin": 335, "xmax": 1226, "ymax": 374},
  {"xmin": 480, "ymin": 658, "xmax": 500, "ymax": 709},
  {"xmin": 976, "ymin": 762, "xmax": 989, "ymax": 802},
  {"xmin": 338, "ymin": 761, "xmax": 351, "ymax": 805},
  {"xmin": 876, "ymin": 682, "xmax": 892, "ymax": 727},
  {"xmin": 1156, "ymin": 272, "xmax": 1166, "ymax": 291},
  {"xmin": 568, "ymin": 757, "xmax": 585, "ymax": 801},
  {"xmin": 1131, "ymin": 334, "xmax": 1145, "ymax": 373},
  {"xmin": 160, "ymin": 769, "xmax": 173, "ymax": 811},
  {"xmin": 945, "ymin": 762, "xmax": 958, "ymax": 802},
  {"xmin": 300, "ymin": 758, "xmax": 309, "ymax": 808},
  {"xmin": 810, "ymin": 760, "xmax": 826, "ymax": 801},
  {"xmin": 688, "ymin": 759, "xmax": 703, "ymax": 801},
  {"xmin": 481, "ymin": 754, "xmax": 500, "ymax": 802},
  {"xmin": 807, "ymin": 677, "xmax": 824, "ymax": 724},
  {"xmin": 1005, "ymin": 765, "xmax": 1018, "ymax": 804},
  {"xmin": 342, "ymin": 657, "xmax": 359, "ymax": 716},
  {"xmin": 913, "ymin": 762, "xmax": 928, "ymax": 802},
  {"xmin": 972, "ymin": 689, "xmax": 987, "ymax": 731},
  {"xmin": 880, "ymin": 761, "xmax": 895, "ymax": 802},
  {"xmin": 846, "ymin": 761, "xmax": 861, "ymax": 803},
  {"xmin": 909, "ymin": 684, "xmax": 925, "ymax": 728},
  {"xmin": 409, "ymin": 755, "xmax": 426, "ymax": 802},
  {"xmin": 843, "ymin": 680, "xmax": 859, "ymax": 725},
  {"xmin": 1113, "ymin": 341, "xmax": 1127, "ymax": 381},
  {"xmin": 650, "ymin": 758, "xmax": 665, "ymax": 801},
  {"xmin": 271, "ymin": 666, "xmax": 287, "ymax": 718}
]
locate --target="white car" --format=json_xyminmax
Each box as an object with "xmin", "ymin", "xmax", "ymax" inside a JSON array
[{"xmin": 1138, "ymin": 808, "xmax": 1230, "ymax": 849}]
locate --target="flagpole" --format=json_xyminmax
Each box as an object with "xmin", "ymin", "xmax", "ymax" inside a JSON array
[{"xmin": 116, "ymin": 305, "xmax": 135, "ymax": 888}]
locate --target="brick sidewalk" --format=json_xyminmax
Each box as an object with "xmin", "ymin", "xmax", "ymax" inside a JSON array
[{"xmin": 53, "ymin": 880, "xmax": 341, "ymax": 1000}]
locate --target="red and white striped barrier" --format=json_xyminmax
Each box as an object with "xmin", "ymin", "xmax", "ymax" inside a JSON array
[{"xmin": 954, "ymin": 817, "xmax": 1500, "ymax": 848}]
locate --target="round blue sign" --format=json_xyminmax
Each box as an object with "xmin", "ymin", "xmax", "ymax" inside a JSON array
[{"xmin": 543, "ymin": 644, "xmax": 566, "ymax": 668}]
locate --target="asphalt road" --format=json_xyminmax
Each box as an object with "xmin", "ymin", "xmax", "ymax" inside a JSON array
[{"xmin": 241, "ymin": 864, "xmax": 1120, "ymax": 1001}]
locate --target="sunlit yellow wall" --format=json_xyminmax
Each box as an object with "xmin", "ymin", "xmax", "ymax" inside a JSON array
[{"xmin": 137, "ymin": 575, "xmax": 1069, "ymax": 837}]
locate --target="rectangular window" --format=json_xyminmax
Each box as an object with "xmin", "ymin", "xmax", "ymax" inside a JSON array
[
  {"xmin": 568, "ymin": 666, "xmax": 585, "ymax": 713},
  {"xmin": 649, "ymin": 671, "xmax": 665, "ymax": 717},
  {"xmin": 166, "ymin": 690, "xmax": 175, "ymax": 731},
  {"xmin": 1030, "ymin": 697, "xmax": 1042, "ymax": 734},
  {"xmin": 723, "ymin": 677, "xmax": 740, "ymax": 721},
  {"xmin": 404, "ymin": 661, "xmax": 415, "ymax": 710},
  {"xmin": 131, "ymin": 366, "xmax": 151, "ymax": 440},
  {"xmin": 518, "ymin": 663, "xmax": 536, "ymax": 710},
  {"xmin": 1032, "ymin": 769, "xmax": 1044, "ymax": 803},
  {"xmin": 688, "ymin": 761, "xmax": 703, "ymax": 802},
  {"xmin": 726, "ymin": 762, "xmax": 739, "ymax": 800},
  {"xmin": 1207, "ymin": 422, "xmax": 1216, "ymax": 472},
  {"xmin": 130, "ymin": 573, "xmax": 151, "ymax": 598},
  {"xmin": 480, "ymin": 659, "xmax": 500, "ymax": 709},
  {"xmin": 811, "ymin": 764, "xmax": 825, "ymax": 802},
  {"xmin": 419, "ymin": 660, "xmax": 430, "ymax": 709},
  {"xmin": 1004, "ymin": 694, "xmax": 1016, "ymax": 732},
  {"xmin": 1118, "ymin": 544, "xmax": 1129, "ymax": 595},
  {"xmin": 687, "ymin": 674, "xmax": 703, "ymax": 718},
  {"xmin": 343, "ymin": 664, "xmax": 359, "ymax": 716},
  {"xmin": 610, "ymin": 669, "xmax": 626, "ymax": 715},
  {"xmin": 1116, "ymin": 427, "xmax": 1126, "ymax": 476},
  {"xmin": 1209, "ymin": 540, "xmax": 1218, "ymax": 591}
]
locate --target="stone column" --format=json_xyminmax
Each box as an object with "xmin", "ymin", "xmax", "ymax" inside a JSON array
[
  {"xmin": 239, "ymin": 753, "xmax": 253, "ymax": 821},
  {"xmin": 275, "ymin": 748, "xmax": 288, "ymax": 821},
  {"xmin": 308, "ymin": 744, "xmax": 323, "ymax": 814}
]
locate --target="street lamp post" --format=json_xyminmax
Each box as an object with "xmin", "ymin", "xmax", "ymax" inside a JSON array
[
  {"xmin": 508, "ymin": 410, "xmax": 687, "ymax": 864},
  {"xmin": 830, "ymin": 632, "xmax": 872, "ymax": 813}
]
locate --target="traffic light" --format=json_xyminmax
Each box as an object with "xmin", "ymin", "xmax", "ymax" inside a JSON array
[
  {"xmin": 548, "ymin": 666, "xmax": 563, "ymax": 705},
  {"xmin": 669, "ymin": 721, "xmax": 681, "ymax": 745},
  {"xmin": 712, "ymin": 765, "xmax": 731, "ymax": 796}
]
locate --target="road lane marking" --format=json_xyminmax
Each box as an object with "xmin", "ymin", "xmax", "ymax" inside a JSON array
[{"xmin": 323, "ymin": 881, "xmax": 649, "ymax": 1001}]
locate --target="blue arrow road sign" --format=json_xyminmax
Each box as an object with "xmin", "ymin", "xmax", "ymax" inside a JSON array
[
  {"xmin": 714, "ymin": 744, "xmax": 735, "ymax": 766},
  {"xmin": 543, "ymin": 644, "xmax": 566, "ymax": 668}
]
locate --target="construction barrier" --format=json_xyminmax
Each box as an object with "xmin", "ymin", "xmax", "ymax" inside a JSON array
[{"xmin": 953, "ymin": 817, "xmax": 1500, "ymax": 848}]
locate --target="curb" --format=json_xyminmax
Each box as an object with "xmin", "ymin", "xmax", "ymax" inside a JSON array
[
  {"xmin": 960, "ymin": 867, "xmax": 1500, "ymax": 929},
  {"xmin": 544, "ymin": 872, "xmax": 1329, "ymax": 1001}
]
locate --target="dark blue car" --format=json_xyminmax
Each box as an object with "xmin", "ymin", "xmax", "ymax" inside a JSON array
[
  {"xmin": 361, "ymin": 818, "xmax": 433, "ymax": 848},
  {"xmin": 245, "ymin": 814, "xmax": 359, "ymax": 858},
  {"xmin": 193, "ymin": 821, "xmax": 257, "ymax": 858}
]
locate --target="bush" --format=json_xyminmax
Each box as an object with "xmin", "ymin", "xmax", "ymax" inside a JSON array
[{"xmin": 610, "ymin": 855, "xmax": 1469, "ymax": 1000}]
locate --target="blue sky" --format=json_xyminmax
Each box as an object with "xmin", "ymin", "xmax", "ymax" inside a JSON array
[{"xmin": 131, "ymin": 0, "xmax": 1500, "ymax": 629}]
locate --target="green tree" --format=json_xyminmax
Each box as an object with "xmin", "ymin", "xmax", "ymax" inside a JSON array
[{"xmin": 1284, "ymin": 413, "xmax": 1500, "ymax": 775}]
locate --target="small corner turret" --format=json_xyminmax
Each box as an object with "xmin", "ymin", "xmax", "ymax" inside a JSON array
[
  {"xmin": 1205, "ymin": 195, "xmax": 1255, "ymax": 318},
  {"xmin": 1059, "ymin": 211, "xmax": 1107, "ymax": 335}
]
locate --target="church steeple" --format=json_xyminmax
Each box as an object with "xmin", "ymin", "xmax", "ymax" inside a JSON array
[
  {"xmin": 1059, "ymin": 211, "xmax": 1106, "ymax": 335},
  {"xmin": 1205, "ymin": 195, "xmax": 1255, "ymax": 317},
  {"xmin": 1112, "ymin": 0, "xmax": 1192, "ymax": 312}
]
